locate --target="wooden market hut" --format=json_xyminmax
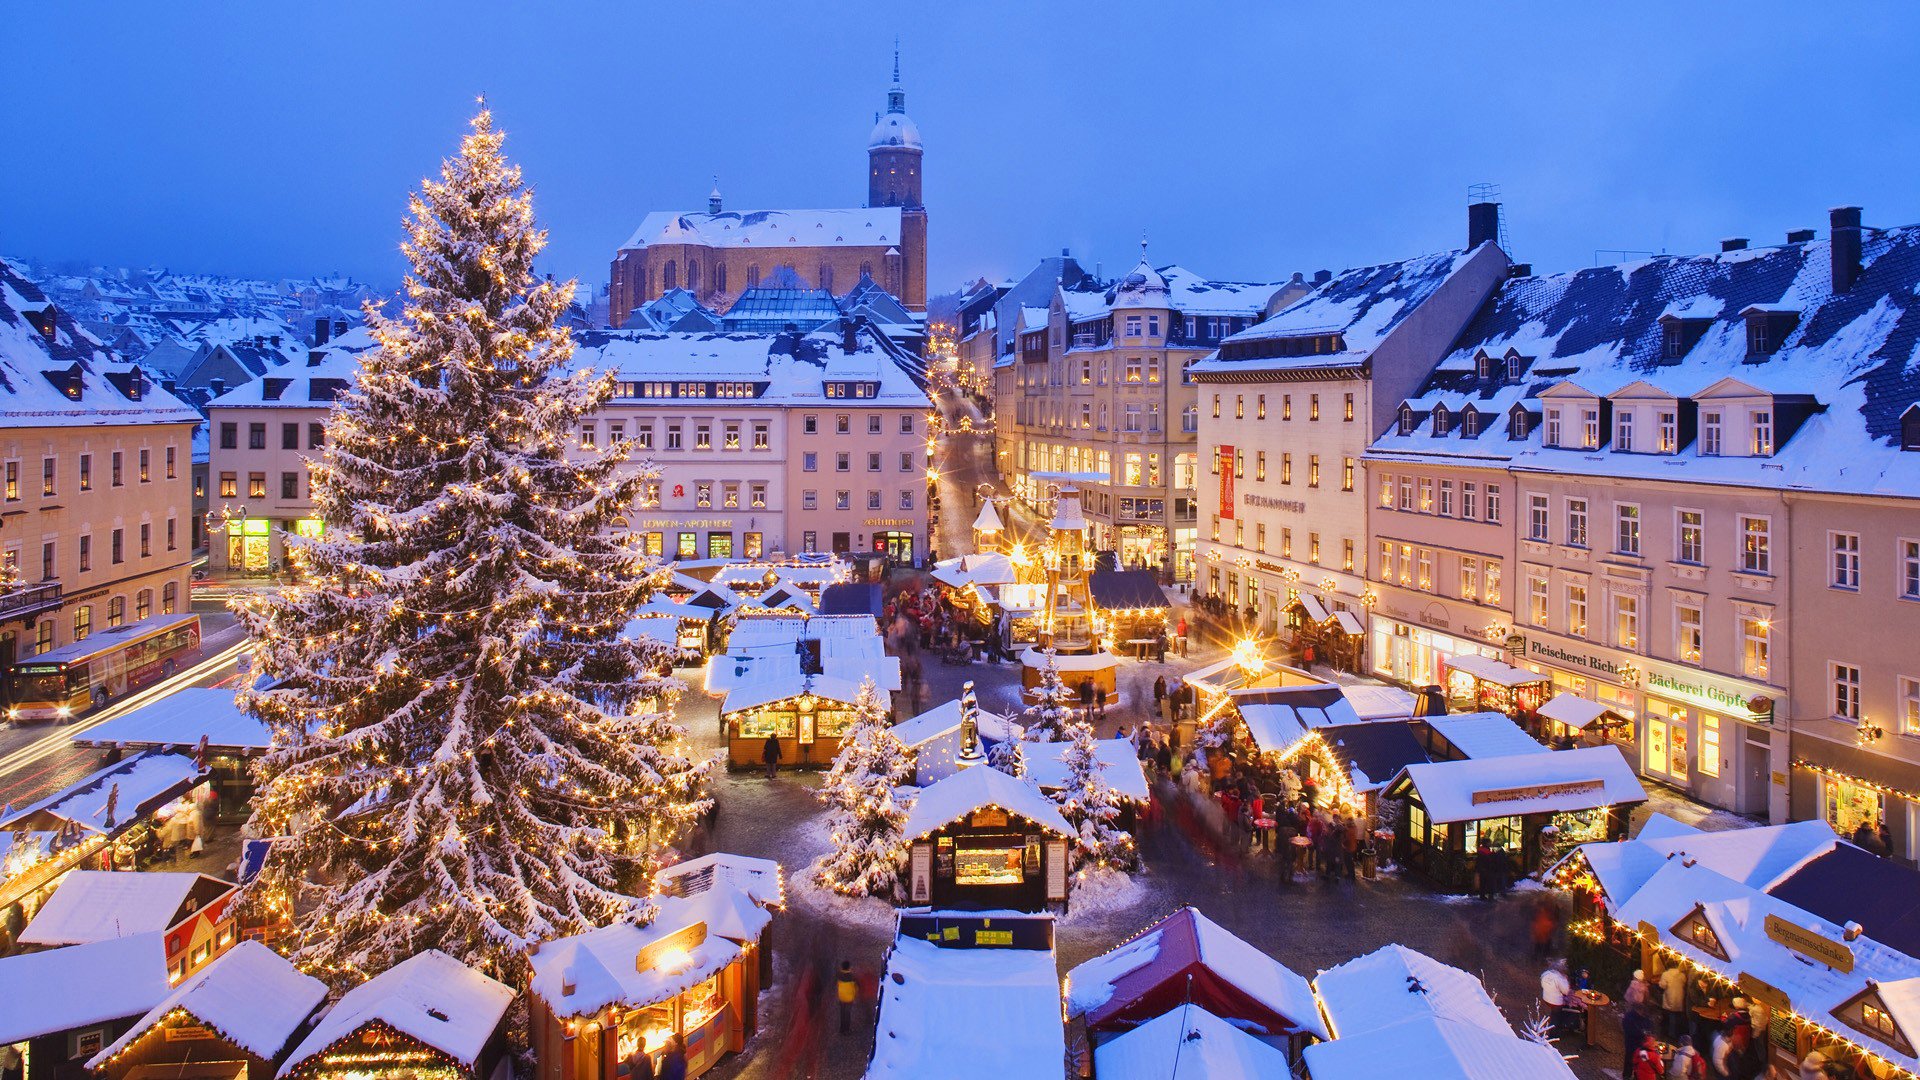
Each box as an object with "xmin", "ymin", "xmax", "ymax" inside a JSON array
[
  {"xmin": 1535, "ymin": 691, "xmax": 1632, "ymax": 746},
  {"xmin": 1064, "ymin": 906, "xmax": 1326, "ymax": 1065},
  {"xmin": 867, "ymin": 913, "xmax": 1063, "ymax": 1080},
  {"xmin": 277, "ymin": 950, "xmax": 513, "ymax": 1080},
  {"xmin": 20, "ymin": 871, "xmax": 240, "ymax": 983},
  {"xmin": 0, "ymin": 933, "xmax": 174, "ymax": 1080},
  {"xmin": 718, "ymin": 673, "xmax": 863, "ymax": 770},
  {"xmin": 72, "ymin": 688, "xmax": 272, "ymax": 825},
  {"xmin": 528, "ymin": 865, "xmax": 779, "ymax": 1080},
  {"xmin": 1386, "ymin": 745, "xmax": 1645, "ymax": 891},
  {"xmin": 88, "ymin": 940, "xmax": 328, "ymax": 1080},
  {"xmin": 901, "ymin": 766, "xmax": 1076, "ymax": 913},
  {"xmin": 1087, "ymin": 569, "xmax": 1169, "ymax": 650},
  {"xmin": 1438, "ymin": 654, "xmax": 1550, "ymax": 720}
]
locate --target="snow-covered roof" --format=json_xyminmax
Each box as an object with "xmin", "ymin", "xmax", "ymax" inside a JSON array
[
  {"xmin": 571, "ymin": 324, "xmax": 930, "ymax": 406},
  {"xmin": 280, "ymin": 950, "xmax": 514, "ymax": 1076},
  {"xmin": 528, "ymin": 892, "xmax": 761, "ymax": 1020},
  {"xmin": 21, "ymin": 870, "xmax": 233, "ymax": 946},
  {"xmin": 1392, "ymin": 745, "xmax": 1645, "ymax": 825},
  {"xmin": 0, "ymin": 260, "xmax": 204, "ymax": 428},
  {"xmin": 1023, "ymin": 739, "xmax": 1151, "ymax": 803},
  {"xmin": 1422, "ymin": 712, "xmax": 1550, "ymax": 761},
  {"xmin": 1312, "ymin": 943, "xmax": 1512, "ymax": 1040},
  {"xmin": 618, "ymin": 208, "xmax": 905, "ymax": 252},
  {"xmin": 720, "ymin": 672, "xmax": 865, "ymax": 715},
  {"xmin": 1093, "ymin": 1004, "xmax": 1293, "ymax": 1080},
  {"xmin": 930, "ymin": 552, "xmax": 1016, "ymax": 589},
  {"xmin": 619, "ymin": 615, "xmax": 678, "ymax": 649},
  {"xmin": 902, "ymin": 763, "xmax": 1073, "ymax": 841},
  {"xmin": 1065, "ymin": 906, "xmax": 1326, "ymax": 1039},
  {"xmin": 90, "ymin": 940, "xmax": 327, "ymax": 1066},
  {"xmin": 867, "ymin": 935, "xmax": 1064, "ymax": 1080},
  {"xmin": 1567, "ymin": 818, "xmax": 1841, "ymax": 914},
  {"xmin": 0, "ymin": 932, "xmax": 173, "ymax": 1043},
  {"xmin": 73, "ymin": 687, "xmax": 270, "ymax": 754},
  {"xmin": 1302, "ymin": 1014, "xmax": 1577, "ymax": 1080},
  {"xmin": 892, "ymin": 696, "xmax": 1014, "ymax": 749},
  {"xmin": 0, "ymin": 750, "xmax": 207, "ymax": 836},
  {"xmin": 1193, "ymin": 247, "xmax": 1488, "ymax": 374},
  {"xmin": 1441, "ymin": 653, "xmax": 1548, "ymax": 688},
  {"xmin": 1536, "ymin": 692, "xmax": 1617, "ymax": 730},
  {"xmin": 869, "ymin": 110, "xmax": 921, "ymax": 150},
  {"xmin": 1341, "ymin": 683, "xmax": 1416, "ymax": 720},
  {"xmin": 655, "ymin": 851, "xmax": 784, "ymax": 909},
  {"xmin": 1368, "ymin": 223, "xmax": 1920, "ymax": 499},
  {"xmin": 205, "ymin": 345, "xmax": 364, "ymax": 409}
]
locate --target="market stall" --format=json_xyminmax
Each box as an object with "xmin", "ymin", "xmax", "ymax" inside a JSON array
[
  {"xmin": 901, "ymin": 766, "xmax": 1075, "ymax": 913},
  {"xmin": 87, "ymin": 940, "xmax": 327, "ymax": 1080},
  {"xmin": 719, "ymin": 674, "xmax": 863, "ymax": 770},
  {"xmin": 74, "ymin": 689, "xmax": 272, "ymax": 824},
  {"xmin": 528, "ymin": 866, "xmax": 777, "ymax": 1080},
  {"xmin": 867, "ymin": 913, "xmax": 1062, "ymax": 1080},
  {"xmin": 20, "ymin": 870, "xmax": 238, "ymax": 982},
  {"xmin": 1087, "ymin": 568, "xmax": 1170, "ymax": 653},
  {"xmin": 892, "ymin": 697, "xmax": 1022, "ymax": 786},
  {"xmin": 1439, "ymin": 654, "xmax": 1550, "ymax": 719},
  {"xmin": 0, "ymin": 932, "xmax": 173, "ymax": 1080},
  {"xmin": 278, "ymin": 950, "xmax": 513, "ymax": 1080},
  {"xmin": 1385, "ymin": 745, "xmax": 1645, "ymax": 892},
  {"xmin": 1536, "ymin": 691, "xmax": 1631, "ymax": 746}
]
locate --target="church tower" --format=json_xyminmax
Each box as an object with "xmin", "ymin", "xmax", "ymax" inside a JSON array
[{"xmin": 868, "ymin": 45, "xmax": 927, "ymax": 311}]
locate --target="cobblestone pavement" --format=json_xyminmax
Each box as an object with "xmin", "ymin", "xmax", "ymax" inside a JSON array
[{"xmin": 682, "ymin": 639, "xmax": 1623, "ymax": 1079}]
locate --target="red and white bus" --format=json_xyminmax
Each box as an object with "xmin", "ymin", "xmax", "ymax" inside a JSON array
[{"xmin": 8, "ymin": 612, "xmax": 201, "ymax": 723}]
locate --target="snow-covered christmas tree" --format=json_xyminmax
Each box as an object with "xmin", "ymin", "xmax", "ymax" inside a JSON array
[
  {"xmin": 1052, "ymin": 711, "xmax": 1140, "ymax": 872},
  {"xmin": 237, "ymin": 105, "xmax": 710, "ymax": 986},
  {"xmin": 1020, "ymin": 649, "xmax": 1079, "ymax": 744},
  {"xmin": 815, "ymin": 679, "xmax": 915, "ymax": 899}
]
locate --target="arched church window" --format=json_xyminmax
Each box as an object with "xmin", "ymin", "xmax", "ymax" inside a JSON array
[{"xmin": 663, "ymin": 260, "xmax": 677, "ymax": 292}]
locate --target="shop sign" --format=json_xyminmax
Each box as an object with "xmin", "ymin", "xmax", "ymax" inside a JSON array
[
  {"xmin": 1471, "ymin": 779, "xmax": 1605, "ymax": 806},
  {"xmin": 910, "ymin": 844, "xmax": 931, "ymax": 903},
  {"xmin": 1217, "ymin": 446, "xmax": 1235, "ymax": 520},
  {"xmin": 1242, "ymin": 493, "xmax": 1307, "ymax": 513},
  {"xmin": 1525, "ymin": 633, "xmax": 1773, "ymax": 720},
  {"xmin": 1737, "ymin": 971, "xmax": 1792, "ymax": 1012},
  {"xmin": 1764, "ymin": 914, "xmax": 1854, "ymax": 973},
  {"xmin": 1527, "ymin": 639, "xmax": 1634, "ymax": 678},
  {"xmin": 1644, "ymin": 669, "xmax": 1770, "ymax": 719},
  {"xmin": 971, "ymin": 807, "xmax": 1008, "ymax": 828},
  {"xmin": 165, "ymin": 1024, "xmax": 215, "ymax": 1041},
  {"xmin": 635, "ymin": 518, "xmax": 733, "ymax": 529},
  {"xmin": 1045, "ymin": 839, "xmax": 1069, "ymax": 901},
  {"xmin": 865, "ymin": 518, "xmax": 914, "ymax": 527},
  {"xmin": 635, "ymin": 921, "xmax": 708, "ymax": 974}
]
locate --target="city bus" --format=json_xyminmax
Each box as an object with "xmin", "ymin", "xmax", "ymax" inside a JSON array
[{"xmin": 7, "ymin": 612, "xmax": 201, "ymax": 723}]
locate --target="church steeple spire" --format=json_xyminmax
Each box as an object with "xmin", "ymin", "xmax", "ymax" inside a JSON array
[{"xmin": 887, "ymin": 38, "xmax": 906, "ymax": 114}]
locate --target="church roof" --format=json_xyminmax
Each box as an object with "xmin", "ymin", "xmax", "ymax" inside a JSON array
[
  {"xmin": 869, "ymin": 110, "xmax": 921, "ymax": 151},
  {"xmin": 620, "ymin": 208, "xmax": 904, "ymax": 252}
]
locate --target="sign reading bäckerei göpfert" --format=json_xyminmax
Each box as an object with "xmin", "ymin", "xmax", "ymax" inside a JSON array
[{"xmin": 1523, "ymin": 634, "xmax": 1772, "ymax": 719}]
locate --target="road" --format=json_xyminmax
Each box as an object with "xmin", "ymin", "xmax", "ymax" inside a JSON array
[
  {"xmin": 927, "ymin": 386, "xmax": 1045, "ymax": 562},
  {"xmin": 0, "ymin": 599, "xmax": 250, "ymax": 810}
]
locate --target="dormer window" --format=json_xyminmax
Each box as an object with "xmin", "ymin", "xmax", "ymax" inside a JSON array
[
  {"xmin": 1741, "ymin": 306, "xmax": 1800, "ymax": 358},
  {"xmin": 1752, "ymin": 409, "xmax": 1774, "ymax": 456},
  {"xmin": 1663, "ymin": 323, "xmax": 1686, "ymax": 359},
  {"xmin": 1505, "ymin": 353, "xmax": 1522, "ymax": 384},
  {"xmin": 1545, "ymin": 407, "xmax": 1562, "ymax": 446},
  {"xmin": 1509, "ymin": 407, "xmax": 1531, "ymax": 440},
  {"xmin": 1700, "ymin": 411, "xmax": 1723, "ymax": 455},
  {"xmin": 1432, "ymin": 404, "xmax": 1451, "ymax": 436},
  {"xmin": 1902, "ymin": 404, "xmax": 1920, "ymax": 451},
  {"xmin": 1398, "ymin": 405, "xmax": 1415, "ymax": 435},
  {"xmin": 1581, "ymin": 408, "xmax": 1600, "ymax": 449},
  {"xmin": 1476, "ymin": 353, "xmax": 1497, "ymax": 380},
  {"xmin": 1461, "ymin": 408, "xmax": 1481, "ymax": 438},
  {"xmin": 1747, "ymin": 319, "xmax": 1771, "ymax": 355}
]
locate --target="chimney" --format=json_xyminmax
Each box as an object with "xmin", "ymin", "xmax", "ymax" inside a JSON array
[
  {"xmin": 1786, "ymin": 228, "xmax": 1816, "ymax": 245},
  {"xmin": 210, "ymin": 378, "xmax": 226, "ymax": 397},
  {"xmin": 313, "ymin": 317, "xmax": 331, "ymax": 345},
  {"xmin": 1831, "ymin": 206, "xmax": 1863, "ymax": 294},
  {"xmin": 1507, "ymin": 263, "xmax": 1532, "ymax": 278},
  {"xmin": 1468, "ymin": 201, "xmax": 1502, "ymax": 249},
  {"xmin": 1721, "ymin": 238, "xmax": 1749, "ymax": 252},
  {"xmin": 841, "ymin": 317, "xmax": 860, "ymax": 353},
  {"xmin": 308, "ymin": 349, "xmax": 325, "ymax": 367},
  {"xmin": 1313, "ymin": 270, "xmax": 1332, "ymax": 286}
]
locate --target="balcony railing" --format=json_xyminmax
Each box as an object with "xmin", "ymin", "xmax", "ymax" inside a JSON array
[{"xmin": 0, "ymin": 582, "xmax": 63, "ymax": 622}]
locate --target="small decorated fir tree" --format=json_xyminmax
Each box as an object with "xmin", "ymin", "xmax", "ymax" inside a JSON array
[
  {"xmin": 237, "ymin": 105, "xmax": 710, "ymax": 986},
  {"xmin": 1020, "ymin": 649, "xmax": 1079, "ymax": 743},
  {"xmin": 1052, "ymin": 712, "xmax": 1139, "ymax": 872},
  {"xmin": 815, "ymin": 679, "xmax": 916, "ymax": 899}
]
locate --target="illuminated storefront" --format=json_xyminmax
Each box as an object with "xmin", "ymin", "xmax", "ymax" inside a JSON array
[
  {"xmin": 902, "ymin": 767, "xmax": 1074, "ymax": 913},
  {"xmin": 718, "ymin": 679, "xmax": 861, "ymax": 770}
]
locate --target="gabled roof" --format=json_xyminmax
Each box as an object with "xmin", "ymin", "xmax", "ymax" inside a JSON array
[
  {"xmin": 1391, "ymin": 745, "xmax": 1645, "ymax": 824},
  {"xmin": 902, "ymin": 763, "xmax": 1072, "ymax": 841},
  {"xmin": 0, "ymin": 750, "xmax": 206, "ymax": 836},
  {"xmin": 867, "ymin": 933, "xmax": 1064, "ymax": 1080},
  {"xmin": 91, "ymin": 940, "xmax": 327, "ymax": 1066},
  {"xmin": 0, "ymin": 260, "xmax": 202, "ymax": 427},
  {"xmin": 74, "ymin": 687, "xmax": 271, "ymax": 755},
  {"xmin": 1313, "ymin": 943, "xmax": 1511, "ymax": 1039},
  {"xmin": 1302, "ymin": 1014, "xmax": 1577, "ymax": 1080},
  {"xmin": 619, "ymin": 208, "xmax": 904, "ymax": 252},
  {"xmin": 20, "ymin": 870, "xmax": 234, "ymax": 946},
  {"xmin": 280, "ymin": 950, "xmax": 513, "ymax": 1076},
  {"xmin": 1093, "ymin": 1004, "xmax": 1294, "ymax": 1080},
  {"xmin": 1064, "ymin": 906, "xmax": 1326, "ymax": 1039}
]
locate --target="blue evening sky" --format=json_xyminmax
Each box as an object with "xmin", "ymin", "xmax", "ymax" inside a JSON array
[{"xmin": 5, "ymin": 2, "xmax": 1917, "ymax": 296}]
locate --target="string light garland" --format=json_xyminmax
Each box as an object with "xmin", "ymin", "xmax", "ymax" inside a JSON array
[{"xmin": 1791, "ymin": 758, "xmax": 1920, "ymax": 806}]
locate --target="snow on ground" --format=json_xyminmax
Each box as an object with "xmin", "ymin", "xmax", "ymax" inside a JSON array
[{"xmin": 789, "ymin": 855, "xmax": 903, "ymax": 930}]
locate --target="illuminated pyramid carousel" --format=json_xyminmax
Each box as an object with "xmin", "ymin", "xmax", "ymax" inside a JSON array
[{"xmin": 1018, "ymin": 485, "xmax": 1122, "ymax": 695}]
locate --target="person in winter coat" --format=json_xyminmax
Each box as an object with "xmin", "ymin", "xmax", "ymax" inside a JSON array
[
  {"xmin": 762, "ymin": 734, "xmax": 782, "ymax": 780},
  {"xmin": 656, "ymin": 1037, "xmax": 687, "ymax": 1080},
  {"xmin": 1660, "ymin": 964, "xmax": 1691, "ymax": 1041},
  {"xmin": 1668, "ymin": 1035, "xmax": 1707, "ymax": 1080},
  {"xmin": 1624, "ymin": 968, "xmax": 1652, "ymax": 1012},
  {"xmin": 1153, "ymin": 675, "xmax": 1167, "ymax": 711},
  {"xmin": 623, "ymin": 1044, "xmax": 655, "ymax": 1080},
  {"xmin": 836, "ymin": 960, "xmax": 859, "ymax": 1035},
  {"xmin": 1632, "ymin": 1033, "xmax": 1666, "ymax": 1080},
  {"xmin": 1623, "ymin": 1004, "xmax": 1656, "ymax": 1080}
]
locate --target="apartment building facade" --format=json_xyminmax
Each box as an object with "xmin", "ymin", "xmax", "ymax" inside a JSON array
[
  {"xmin": 995, "ymin": 258, "xmax": 1294, "ymax": 581},
  {"xmin": 0, "ymin": 262, "xmax": 200, "ymax": 676},
  {"xmin": 1367, "ymin": 208, "xmax": 1920, "ymax": 834},
  {"xmin": 1191, "ymin": 229, "xmax": 1509, "ymax": 649}
]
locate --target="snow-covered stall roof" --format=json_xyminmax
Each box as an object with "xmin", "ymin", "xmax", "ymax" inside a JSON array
[
  {"xmin": 1422, "ymin": 712, "xmax": 1550, "ymax": 761},
  {"xmin": 280, "ymin": 950, "xmax": 513, "ymax": 1076},
  {"xmin": 1023, "ymin": 739, "xmax": 1151, "ymax": 803},
  {"xmin": 0, "ymin": 749, "xmax": 206, "ymax": 836},
  {"xmin": 1440, "ymin": 653, "xmax": 1548, "ymax": 688},
  {"xmin": 1302, "ymin": 1014, "xmax": 1577, "ymax": 1079},
  {"xmin": 866, "ymin": 935, "xmax": 1064, "ymax": 1080},
  {"xmin": 528, "ymin": 893, "xmax": 759, "ymax": 1020},
  {"xmin": 1312, "ymin": 943, "xmax": 1512, "ymax": 1040},
  {"xmin": 930, "ymin": 552, "xmax": 1016, "ymax": 589},
  {"xmin": 893, "ymin": 697, "xmax": 1019, "ymax": 748},
  {"xmin": 90, "ymin": 940, "xmax": 327, "ymax": 1066},
  {"xmin": 1536, "ymin": 692, "xmax": 1619, "ymax": 730},
  {"xmin": 656, "ymin": 851, "xmax": 784, "ymax": 909},
  {"xmin": 73, "ymin": 687, "xmax": 270, "ymax": 754},
  {"xmin": 1564, "ymin": 818, "xmax": 1841, "ymax": 918},
  {"xmin": 902, "ymin": 764, "xmax": 1073, "ymax": 841},
  {"xmin": 720, "ymin": 673, "xmax": 865, "ymax": 716},
  {"xmin": 1064, "ymin": 906, "xmax": 1326, "ymax": 1039},
  {"xmin": 1093, "ymin": 1004, "xmax": 1293, "ymax": 1080},
  {"xmin": 619, "ymin": 208, "xmax": 905, "ymax": 252},
  {"xmin": 633, "ymin": 596, "xmax": 712, "ymax": 621},
  {"xmin": 619, "ymin": 615, "xmax": 678, "ymax": 650},
  {"xmin": 20, "ymin": 870, "xmax": 233, "ymax": 946},
  {"xmin": 0, "ymin": 931, "xmax": 173, "ymax": 1043},
  {"xmin": 1233, "ymin": 684, "xmax": 1363, "ymax": 755},
  {"xmin": 1391, "ymin": 745, "xmax": 1645, "ymax": 824}
]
